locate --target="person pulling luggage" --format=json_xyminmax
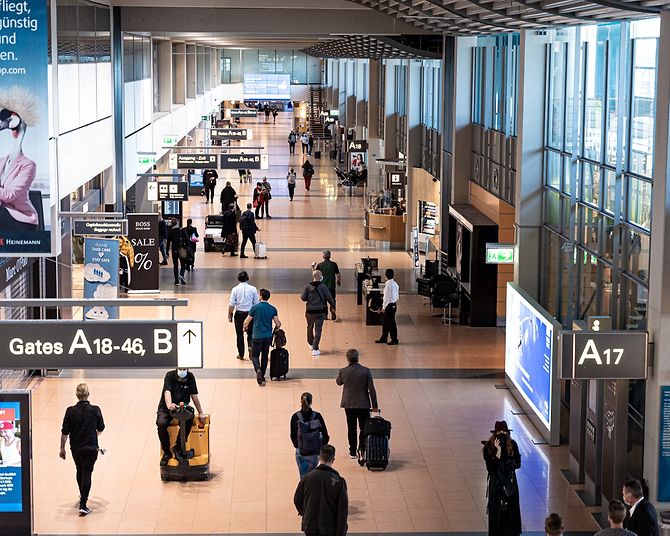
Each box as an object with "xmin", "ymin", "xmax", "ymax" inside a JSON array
[
  {"xmin": 336, "ymin": 349, "xmax": 378, "ymax": 459},
  {"xmin": 243, "ymin": 288, "xmax": 282, "ymax": 386}
]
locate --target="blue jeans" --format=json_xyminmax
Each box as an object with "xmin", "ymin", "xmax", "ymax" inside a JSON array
[{"xmin": 295, "ymin": 448, "xmax": 319, "ymax": 477}]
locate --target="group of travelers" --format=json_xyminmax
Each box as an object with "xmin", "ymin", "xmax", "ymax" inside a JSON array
[
  {"xmin": 288, "ymin": 129, "xmax": 314, "ymax": 156},
  {"xmin": 253, "ymin": 177, "xmax": 273, "ymax": 218},
  {"xmin": 262, "ymin": 103, "xmax": 279, "ymax": 123}
]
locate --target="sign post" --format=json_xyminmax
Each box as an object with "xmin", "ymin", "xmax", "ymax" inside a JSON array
[
  {"xmin": 83, "ymin": 238, "xmax": 119, "ymax": 320},
  {"xmin": 127, "ymin": 214, "xmax": 160, "ymax": 293},
  {"xmin": 0, "ymin": 320, "xmax": 203, "ymax": 368},
  {"xmin": 0, "ymin": 390, "xmax": 32, "ymax": 536}
]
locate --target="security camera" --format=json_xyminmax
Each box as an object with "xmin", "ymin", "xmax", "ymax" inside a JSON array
[
  {"xmin": 432, "ymin": 176, "xmax": 438, "ymax": 183},
  {"xmin": 187, "ymin": 135, "xmax": 194, "ymax": 142}
]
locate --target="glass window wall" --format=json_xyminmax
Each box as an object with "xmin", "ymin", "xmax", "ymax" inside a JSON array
[{"xmin": 541, "ymin": 20, "xmax": 657, "ymax": 331}]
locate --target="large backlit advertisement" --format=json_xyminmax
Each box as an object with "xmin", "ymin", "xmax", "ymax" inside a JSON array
[
  {"xmin": 0, "ymin": 391, "xmax": 31, "ymax": 536},
  {"xmin": 243, "ymin": 74, "xmax": 291, "ymax": 100},
  {"xmin": 0, "ymin": 0, "xmax": 52, "ymax": 256},
  {"xmin": 505, "ymin": 283, "xmax": 560, "ymax": 443}
]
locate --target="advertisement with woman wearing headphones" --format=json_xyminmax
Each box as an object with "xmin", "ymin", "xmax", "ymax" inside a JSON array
[{"xmin": 0, "ymin": 0, "xmax": 51, "ymax": 255}]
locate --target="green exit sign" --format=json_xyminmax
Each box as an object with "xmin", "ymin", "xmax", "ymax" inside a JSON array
[
  {"xmin": 202, "ymin": 115, "xmax": 209, "ymax": 121},
  {"xmin": 163, "ymin": 135, "xmax": 179, "ymax": 146},
  {"xmin": 485, "ymin": 243, "xmax": 514, "ymax": 264},
  {"xmin": 138, "ymin": 154, "xmax": 156, "ymax": 166}
]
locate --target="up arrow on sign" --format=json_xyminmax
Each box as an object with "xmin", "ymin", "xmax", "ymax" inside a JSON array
[{"xmin": 177, "ymin": 321, "xmax": 203, "ymax": 368}]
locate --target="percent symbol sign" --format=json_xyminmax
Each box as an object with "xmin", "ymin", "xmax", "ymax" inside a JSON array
[{"xmin": 135, "ymin": 252, "xmax": 153, "ymax": 271}]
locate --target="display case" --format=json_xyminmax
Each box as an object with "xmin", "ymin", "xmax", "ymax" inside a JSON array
[{"xmin": 418, "ymin": 200, "xmax": 437, "ymax": 236}]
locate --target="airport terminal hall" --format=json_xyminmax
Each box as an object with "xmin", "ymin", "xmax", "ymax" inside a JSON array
[{"xmin": 3, "ymin": 0, "xmax": 670, "ymax": 535}]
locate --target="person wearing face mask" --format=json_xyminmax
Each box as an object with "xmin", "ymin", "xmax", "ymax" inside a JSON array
[
  {"xmin": 156, "ymin": 368, "xmax": 206, "ymax": 466},
  {"xmin": 300, "ymin": 270, "xmax": 335, "ymax": 357}
]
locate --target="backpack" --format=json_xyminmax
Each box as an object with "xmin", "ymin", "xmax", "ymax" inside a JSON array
[
  {"xmin": 240, "ymin": 211, "xmax": 254, "ymax": 233},
  {"xmin": 272, "ymin": 327, "xmax": 287, "ymax": 348},
  {"xmin": 296, "ymin": 411, "xmax": 324, "ymax": 456},
  {"xmin": 177, "ymin": 229, "xmax": 190, "ymax": 260}
]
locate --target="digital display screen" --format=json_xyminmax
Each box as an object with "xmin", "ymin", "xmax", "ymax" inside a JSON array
[
  {"xmin": 0, "ymin": 402, "xmax": 23, "ymax": 512},
  {"xmin": 189, "ymin": 172, "xmax": 204, "ymax": 188},
  {"xmin": 243, "ymin": 74, "xmax": 291, "ymax": 100},
  {"xmin": 505, "ymin": 283, "xmax": 556, "ymax": 431}
]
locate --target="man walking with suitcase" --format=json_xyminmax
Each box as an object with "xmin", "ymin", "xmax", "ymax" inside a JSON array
[
  {"xmin": 294, "ymin": 445, "xmax": 348, "ymax": 536},
  {"xmin": 239, "ymin": 203, "xmax": 259, "ymax": 259},
  {"xmin": 336, "ymin": 349, "xmax": 378, "ymax": 459},
  {"xmin": 244, "ymin": 288, "xmax": 281, "ymax": 385}
]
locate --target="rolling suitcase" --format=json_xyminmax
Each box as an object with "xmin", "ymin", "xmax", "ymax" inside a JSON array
[
  {"xmin": 255, "ymin": 236, "xmax": 267, "ymax": 259},
  {"xmin": 270, "ymin": 347, "xmax": 289, "ymax": 380},
  {"xmin": 362, "ymin": 414, "xmax": 391, "ymax": 470},
  {"xmin": 329, "ymin": 149, "xmax": 337, "ymax": 159},
  {"xmin": 315, "ymin": 150, "xmax": 321, "ymax": 159}
]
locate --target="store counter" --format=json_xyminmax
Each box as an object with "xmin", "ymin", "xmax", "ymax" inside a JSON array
[
  {"xmin": 363, "ymin": 282, "xmax": 384, "ymax": 326},
  {"xmin": 364, "ymin": 211, "xmax": 405, "ymax": 244},
  {"xmin": 355, "ymin": 262, "xmax": 381, "ymax": 305}
]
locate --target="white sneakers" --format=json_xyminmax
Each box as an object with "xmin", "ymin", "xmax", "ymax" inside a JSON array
[{"xmin": 312, "ymin": 349, "xmax": 321, "ymax": 356}]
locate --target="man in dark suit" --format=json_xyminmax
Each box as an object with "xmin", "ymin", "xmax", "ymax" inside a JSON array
[
  {"xmin": 335, "ymin": 348, "xmax": 378, "ymax": 459},
  {"xmin": 622, "ymin": 479, "xmax": 659, "ymax": 536}
]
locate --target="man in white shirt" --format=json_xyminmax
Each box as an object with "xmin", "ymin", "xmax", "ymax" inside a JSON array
[
  {"xmin": 375, "ymin": 268, "xmax": 399, "ymax": 345},
  {"xmin": 228, "ymin": 271, "xmax": 259, "ymax": 360}
]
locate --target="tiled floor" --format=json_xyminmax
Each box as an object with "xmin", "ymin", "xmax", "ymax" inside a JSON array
[{"xmin": 32, "ymin": 112, "xmax": 600, "ymax": 534}]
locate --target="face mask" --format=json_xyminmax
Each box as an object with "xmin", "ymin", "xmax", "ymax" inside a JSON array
[{"xmin": 177, "ymin": 369, "xmax": 187, "ymax": 379}]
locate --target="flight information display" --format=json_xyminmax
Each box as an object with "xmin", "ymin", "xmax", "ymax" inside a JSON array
[{"xmin": 243, "ymin": 74, "xmax": 291, "ymax": 100}]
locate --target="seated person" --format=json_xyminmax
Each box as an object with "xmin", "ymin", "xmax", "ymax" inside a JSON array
[{"xmin": 156, "ymin": 368, "xmax": 205, "ymax": 466}]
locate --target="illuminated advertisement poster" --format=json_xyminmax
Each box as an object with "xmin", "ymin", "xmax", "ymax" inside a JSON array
[
  {"xmin": 0, "ymin": 401, "xmax": 22, "ymax": 512},
  {"xmin": 243, "ymin": 74, "xmax": 291, "ymax": 100},
  {"xmin": 0, "ymin": 0, "xmax": 52, "ymax": 256},
  {"xmin": 83, "ymin": 238, "xmax": 119, "ymax": 320},
  {"xmin": 505, "ymin": 283, "xmax": 558, "ymax": 432}
]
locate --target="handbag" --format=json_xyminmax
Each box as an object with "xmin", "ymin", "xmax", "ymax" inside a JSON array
[
  {"xmin": 190, "ymin": 233, "xmax": 199, "ymax": 243},
  {"xmin": 177, "ymin": 246, "xmax": 190, "ymax": 260},
  {"xmin": 200, "ymin": 188, "xmax": 206, "ymax": 196}
]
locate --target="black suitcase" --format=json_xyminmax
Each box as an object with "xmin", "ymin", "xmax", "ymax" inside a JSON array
[
  {"xmin": 362, "ymin": 415, "xmax": 391, "ymax": 470},
  {"xmin": 329, "ymin": 149, "xmax": 337, "ymax": 159},
  {"xmin": 270, "ymin": 348, "xmax": 289, "ymax": 380},
  {"xmin": 315, "ymin": 150, "xmax": 321, "ymax": 159},
  {"xmin": 365, "ymin": 434, "xmax": 389, "ymax": 470}
]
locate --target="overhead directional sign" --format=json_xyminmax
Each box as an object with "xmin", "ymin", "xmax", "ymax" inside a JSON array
[
  {"xmin": 74, "ymin": 220, "xmax": 128, "ymax": 237},
  {"xmin": 176, "ymin": 153, "xmax": 218, "ymax": 169},
  {"xmin": 220, "ymin": 153, "xmax": 267, "ymax": 170},
  {"xmin": 560, "ymin": 330, "xmax": 649, "ymax": 380},
  {"xmin": 0, "ymin": 321, "xmax": 204, "ymax": 369},
  {"xmin": 211, "ymin": 128, "xmax": 251, "ymax": 141},
  {"xmin": 347, "ymin": 140, "xmax": 368, "ymax": 152},
  {"xmin": 230, "ymin": 108, "xmax": 257, "ymax": 117},
  {"xmin": 157, "ymin": 181, "xmax": 189, "ymax": 201}
]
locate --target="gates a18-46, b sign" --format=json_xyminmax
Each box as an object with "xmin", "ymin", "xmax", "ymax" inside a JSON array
[{"xmin": 560, "ymin": 330, "xmax": 648, "ymax": 380}]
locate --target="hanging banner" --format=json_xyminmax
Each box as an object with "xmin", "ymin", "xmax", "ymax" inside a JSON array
[
  {"xmin": 127, "ymin": 213, "xmax": 159, "ymax": 293},
  {"xmin": 0, "ymin": 0, "xmax": 52, "ymax": 257},
  {"xmin": 83, "ymin": 238, "xmax": 119, "ymax": 321},
  {"xmin": 0, "ymin": 390, "xmax": 32, "ymax": 536}
]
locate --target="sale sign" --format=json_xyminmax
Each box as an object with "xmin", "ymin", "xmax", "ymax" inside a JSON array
[{"xmin": 127, "ymin": 214, "xmax": 160, "ymax": 293}]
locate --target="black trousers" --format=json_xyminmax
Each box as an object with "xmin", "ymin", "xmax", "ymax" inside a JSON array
[
  {"xmin": 380, "ymin": 303, "xmax": 398, "ymax": 342},
  {"xmin": 240, "ymin": 232, "xmax": 256, "ymax": 256},
  {"xmin": 251, "ymin": 337, "xmax": 272, "ymax": 377},
  {"xmin": 156, "ymin": 408, "xmax": 193, "ymax": 455},
  {"xmin": 205, "ymin": 186, "xmax": 215, "ymax": 203},
  {"xmin": 289, "ymin": 142, "xmax": 296, "ymax": 154},
  {"xmin": 344, "ymin": 408, "xmax": 370, "ymax": 455},
  {"xmin": 234, "ymin": 311, "xmax": 253, "ymax": 357},
  {"xmin": 288, "ymin": 184, "xmax": 295, "ymax": 200},
  {"xmin": 72, "ymin": 450, "xmax": 98, "ymax": 507}
]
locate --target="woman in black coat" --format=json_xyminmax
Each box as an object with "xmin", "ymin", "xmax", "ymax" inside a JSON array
[{"xmin": 482, "ymin": 421, "xmax": 521, "ymax": 536}]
